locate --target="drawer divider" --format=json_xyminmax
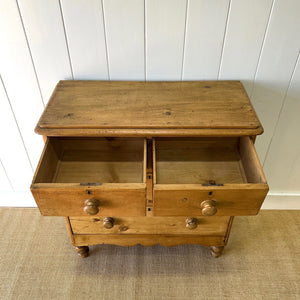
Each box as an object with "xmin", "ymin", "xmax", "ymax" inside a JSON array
[{"xmin": 146, "ymin": 139, "xmax": 154, "ymax": 216}]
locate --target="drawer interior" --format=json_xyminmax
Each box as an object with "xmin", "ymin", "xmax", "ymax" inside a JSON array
[
  {"xmin": 34, "ymin": 138, "xmax": 146, "ymax": 184},
  {"xmin": 154, "ymin": 137, "xmax": 266, "ymax": 185}
]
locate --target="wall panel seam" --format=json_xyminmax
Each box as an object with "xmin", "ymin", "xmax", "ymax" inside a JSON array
[
  {"xmin": 217, "ymin": 0, "xmax": 232, "ymax": 80},
  {"xmin": 16, "ymin": 0, "xmax": 45, "ymax": 107},
  {"xmin": 0, "ymin": 76, "xmax": 34, "ymax": 173},
  {"xmin": 58, "ymin": 0, "xmax": 74, "ymax": 80},
  {"xmin": 262, "ymin": 51, "xmax": 300, "ymax": 167},
  {"xmin": 180, "ymin": 0, "xmax": 189, "ymax": 81},
  {"xmin": 0, "ymin": 159, "xmax": 13, "ymax": 191},
  {"xmin": 101, "ymin": 0, "xmax": 111, "ymax": 80},
  {"xmin": 249, "ymin": 0, "xmax": 275, "ymax": 98}
]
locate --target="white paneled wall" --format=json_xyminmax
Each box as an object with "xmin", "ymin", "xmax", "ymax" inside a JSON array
[
  {"xmin": 183, "ymin": 0, "xmax": 229, "ymax": 80},
  {"xmin": 0, "ymin": 77, "xmax": 33, "ymax": 191},
  {"xmin": 60, "ymin": 0, "xmax": 109, "ymax": 80},
  {"xmin": 0, "ymin": 0, "xmax": 45, "ymax": 170},
  {"xmin": 104, "ymin": 0, "xmax": 145, "ymax": 80},
  {"xmin": 0, "ymin": 0, "xmax": 299, "ymax": 208},
  {"xmin": 264, "ymin": 54, "xmax": 300, "ymax": 192},
  {"xmin": 218, "ymin": 0, "xmax": 273, "ymax": 94},
  {"xmin": 251, "ymin": 0, "xmax": 300, "ymax": 164},
  {"xmin": 0, "ymin": 160, "xmax": 12, "ymax": 191},
  {"xmin": 146, "ymin": 0, "xmax": 187, "ymax": 80},
  {"xmin": 18, "ymin": 0, "xmax": 73, "ymax": 102}
]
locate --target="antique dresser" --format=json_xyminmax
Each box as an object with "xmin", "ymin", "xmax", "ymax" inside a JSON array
[{"xmin": 31, "ymin": 81, "xmax": 269, "ymax": 258}]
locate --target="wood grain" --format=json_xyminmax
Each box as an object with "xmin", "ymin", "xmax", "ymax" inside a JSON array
[
  {"xmin": 31, "ymin": 137, "xmax": 147, "ymax": 216},
  {"xmin": 33, "ymin": 137, "xmax": 146, "ymax": 184},
  {"xmin": 33, "ymin": 139, "xmax": 59, "ymax": 184},
  {"xmin": 35, "ymin": 81, "xmax": 263, "ymax": 136},
  {"xmin": 1, "ymin": 0, "xmax": 297, "ymax": 208},
  {"xmin": 55, "ymin": 160, "xmax": 143, "ymax": 184},
  {"xmin": 154, "ymin": 137, "xmax": 245, "ymax": 184},
  {"xmin": 30, "ymin": 79, "xmax": 269, "ymax": 255},
  {"xmin": 146, "ymin": 139, "xmax": 153, "ymax": 216},
  {"xmin": 152, "ymin": 136, "xmax": 268, "ymax": 216},
  {"xmin": 35, "ymin": 127, "xmax": 264, "ymax": 138},
  {"xmin": 69, "ymin": 216, "xmax": 231, "ymax": 235},
  {"xmin": 73, "ymin": 234, "xmax": 226, "ymax": 248},
  {"xmin": 153, "ymin": 184, "xmax": 268, "ymax": 217},
  {"xmin": 239, "ymin": 136, "xmax": 267, "ymax": 183},
  {"xmin": 31, "ymin": 184, "xmax": 146, "ymax": 217}
]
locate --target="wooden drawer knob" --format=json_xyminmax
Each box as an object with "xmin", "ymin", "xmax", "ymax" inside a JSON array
[
  {"xmin": 103, "ymin": 217, "xmax": 114, "ymax": 229},
  {"xmin": 200, "ymin": 200, "xmax": 217, "ymax": 216},
  {"xmin": 186, "ymin": 217, "xmax": 197, "ymax": 229},
  {"xmin": 83, "ymin": 199, "xmax": 100, "ymax": 215}
]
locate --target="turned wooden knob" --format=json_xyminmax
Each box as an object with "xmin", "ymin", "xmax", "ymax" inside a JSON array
[
  {"xmin": 83, "ymin": 199, "xmax": 100, "ymax": 215},
  {"xmin": 186, "ymin": 217, "xmax": 197, "ymax": 229},
  {"xmin": 103, "ymin": 217, "xmax": 114, "ymax": 229},
  {"xmin": 200, "ymin": 200, "xmax": 217, "ymax": 216}
]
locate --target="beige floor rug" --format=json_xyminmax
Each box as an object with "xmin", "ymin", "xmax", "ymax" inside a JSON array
[{"xmin": 0, "ymin": 208, "xmax": 299, "ymax": 300}]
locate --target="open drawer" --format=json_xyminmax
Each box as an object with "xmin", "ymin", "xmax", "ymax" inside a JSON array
[
  {"xmin": 153, "ymin": 137, "xmax": 268, "ymax": 217},
  {"xmin": 31, "ymin": 138, "xmax": 147, "ymax": 216}
]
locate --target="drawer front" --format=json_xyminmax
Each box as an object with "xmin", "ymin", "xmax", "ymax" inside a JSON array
[
  {"xmin": 31, "ymin": 137, "xmax": 147, "ymax": 216},
  {"xmin": 69, "ymin": 216, "xmax": 231, "ymax": 235},
  {"xmin": 153, "ymin": 137, "xmax": 269, "ymax": 216},
  {"xmin": 153, "ymin": 185, "xmax": 268, "ymax": 217},
  {"xmin": 32, "ymin": 185, "xmax": 146, "ymax": 216}
]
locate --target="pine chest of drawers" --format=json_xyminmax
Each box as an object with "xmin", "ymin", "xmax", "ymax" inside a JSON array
[{"xmin": 31, "ymin": 80, "xmax": 268, "ymax": 258}]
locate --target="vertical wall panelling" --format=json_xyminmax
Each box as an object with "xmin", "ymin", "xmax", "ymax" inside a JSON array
[
  {"xmin": 0, "ymin": 78, "xmax": 33, "ymax": 191},
  {"xmin": 17, "ymin": 0, "xmax": 73, "ymax": 102},
  {"xmin": 103, "ymin": 0, "xmax": 144, "ymax": 80},
  {"xmin": 0, "ymin": 160, "xmax": 12, "ymax": 191},
  {"xmin": 146, "ymin": 0, "xmax": 187, "ymax": 80},
  {"xmin": 0, "ymin": 0, "xmax": 44, "ymax": 169},
  {"xmin": 251, "ymin": 0, "xmax": 300, "ymax": 162},
  {"xmin": 183, "ymin": 0, "xmax": 230, "ymax": 80},
  {"xmin": 218, "ymin": 0, "xmax": 273, "ymax": 94},
  {"xmin": 0, "ymin": 1, "xmax": 300, "ymax": 207},
  {"xmin": 264, "ymin": 53, "xmax": 300, "ymax": 193},
  {"xmin": 60, "ymin": 0, "xmax": 109, "ymax": 80}
]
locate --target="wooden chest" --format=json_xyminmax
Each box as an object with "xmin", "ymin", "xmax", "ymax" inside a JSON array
[{"xmin": 31, "ymin": 81, "xmax": 268, "ymax": 258}]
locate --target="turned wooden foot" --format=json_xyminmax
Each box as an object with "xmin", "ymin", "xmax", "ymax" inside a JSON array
[
  {"xmin": 75, "ymin": 246, "xmax": 89, "ymax": 258},
  {"xmin": 210, "ymin": 246, "xmax": 224, "ymax": 258}
]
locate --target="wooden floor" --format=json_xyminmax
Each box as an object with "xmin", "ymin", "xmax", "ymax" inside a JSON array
[{"xmin": 0, "ymin": 208, "xmax": 299, "ymax": 299}]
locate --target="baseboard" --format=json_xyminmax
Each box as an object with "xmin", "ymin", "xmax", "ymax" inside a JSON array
[
  {"xmin": 262, "ymin": 193, "xmax": 300, "ymax": 209},
  {"xmin": 0, "ymin": 191, "xmax": 37, "ymax": 207},
  {"xmin": 0, "ymin": 192, "xmax": 299, "ymax": 209}
]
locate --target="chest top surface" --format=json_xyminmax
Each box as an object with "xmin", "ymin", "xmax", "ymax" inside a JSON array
[{"xmin": 35, "ymin": 80, "xmax": 263, "ymax": 137}]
